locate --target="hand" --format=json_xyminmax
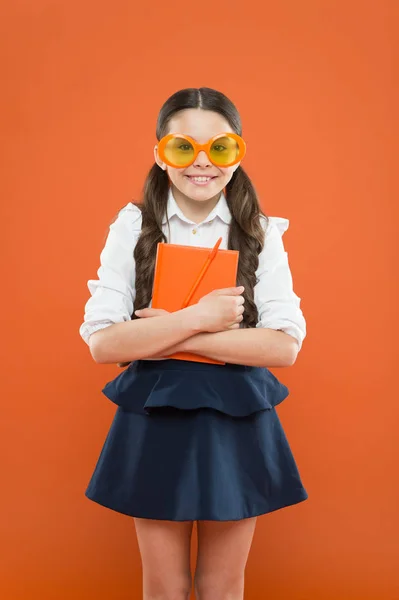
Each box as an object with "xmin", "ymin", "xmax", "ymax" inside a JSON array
[{"xmin": 191, "ymin": 286, "xmax": 245, "ymax": 333}]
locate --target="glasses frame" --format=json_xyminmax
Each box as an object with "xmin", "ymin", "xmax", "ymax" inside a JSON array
[{"xmin": 157, "ymin": 132, "xmax": 246, "ymax": 168}]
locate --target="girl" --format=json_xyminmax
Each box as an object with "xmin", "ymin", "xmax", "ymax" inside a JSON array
[{"xmin": 79, "ymin": 87, "xmax": 307, "ymax": 600}]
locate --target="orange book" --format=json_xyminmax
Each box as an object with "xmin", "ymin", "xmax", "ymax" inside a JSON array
[{"xmin": 151, "ymin": 240, "xmax": 239, "ymax": 364}]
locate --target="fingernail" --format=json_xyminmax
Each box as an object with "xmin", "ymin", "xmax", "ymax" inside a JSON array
[{"xmin": 135, "ymin": 310, "xmax": 142, "ymax": 315}]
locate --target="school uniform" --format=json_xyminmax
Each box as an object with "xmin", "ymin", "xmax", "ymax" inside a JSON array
[{"xmin": 79, "ymin": 190, "xmax": 308, "ymax": 521}]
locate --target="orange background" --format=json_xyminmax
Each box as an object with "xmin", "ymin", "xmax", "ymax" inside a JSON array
[{"xmin": 1, "ymin": 1, "xmax": 398, "ymax": 598}]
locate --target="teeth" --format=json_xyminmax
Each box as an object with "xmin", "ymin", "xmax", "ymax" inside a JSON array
[{"xmin": 191, "ymin": 177, "xmax": 211, "ymax": 182}]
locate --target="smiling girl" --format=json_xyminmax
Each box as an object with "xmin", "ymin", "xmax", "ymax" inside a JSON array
[{"xmin": 79, "ymin": 87, "xmax": 307, "ymax": 600}]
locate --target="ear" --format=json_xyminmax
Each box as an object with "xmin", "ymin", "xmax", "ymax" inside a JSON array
[{"xmin": 154, "ymin": 145, "xmax": 167, "ymax": 171}]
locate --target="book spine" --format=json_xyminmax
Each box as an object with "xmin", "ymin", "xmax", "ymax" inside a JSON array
[{"xmin": 151, "ymin": 243, "xmax": 164, "ymax": 308}]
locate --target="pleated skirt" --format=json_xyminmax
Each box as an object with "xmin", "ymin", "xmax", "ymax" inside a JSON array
[{"xmin": 85, "ymin": 359, "xmax": 308, "ymax": 521}]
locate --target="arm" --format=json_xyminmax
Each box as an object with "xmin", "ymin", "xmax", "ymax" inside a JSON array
[
  {"xmin": 93, "ymin": 288, "xmax": 244, "ymax": 364},
  {"xmin": 253, "ymin": 216, "xmax": 306, "ymax": 351},
  {"xmin": 163, "ymin": 328, "xmax": 298, "ymax": 368},
  {"xmin": 90, "ymin": 307, "xmax": 201, "ymax": 364}
]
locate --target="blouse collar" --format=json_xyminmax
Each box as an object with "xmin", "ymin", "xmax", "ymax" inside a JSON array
[{"xmin": 164, "ymin": 188, "xmax": 232, "ymax": 226}]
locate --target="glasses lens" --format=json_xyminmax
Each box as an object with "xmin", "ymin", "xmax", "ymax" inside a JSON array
[
  {"xmin": 210, "ymin": 136, "xmax": 240, "ymax": 166},
  {"xmin": 163, "ymin": 136, "xmax": 195, "ymax": 166}
]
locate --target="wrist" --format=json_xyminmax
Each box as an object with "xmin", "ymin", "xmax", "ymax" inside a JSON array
[{"xmin": 178, "ymin": 305, "xmax": 204, "ymax": 335}]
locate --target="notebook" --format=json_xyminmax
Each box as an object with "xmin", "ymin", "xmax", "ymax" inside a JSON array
[{"xmin": 151, "ymin": 241, "xmax": 239, "ymax": 364}]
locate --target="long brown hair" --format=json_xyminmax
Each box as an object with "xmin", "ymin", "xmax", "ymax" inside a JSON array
[{"xmin": 118, "ymin": 87, "xmax": 267, "ymax": 367}]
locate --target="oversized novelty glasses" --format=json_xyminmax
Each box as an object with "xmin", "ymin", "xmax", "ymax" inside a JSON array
[{"xmin": 158, "ymin": 133, "xmax": 246, "ymax": 168}]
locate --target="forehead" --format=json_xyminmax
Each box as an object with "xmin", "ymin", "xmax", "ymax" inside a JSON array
[{"xmin": 167, "ymin": 109, "xmax": 233, "ymax": 142}]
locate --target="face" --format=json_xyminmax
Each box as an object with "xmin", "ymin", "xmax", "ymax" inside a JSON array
[{"xmin": 154, "ymin": 108, "xmax": 241, "ymax": 203}]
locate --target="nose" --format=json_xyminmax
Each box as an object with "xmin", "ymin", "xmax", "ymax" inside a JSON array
[{"xmin": 193, "ymin": 150, "xmax": 212, "ymax": 168}]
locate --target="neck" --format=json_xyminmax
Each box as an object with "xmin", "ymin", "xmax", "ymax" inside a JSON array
[{"xmin": 171, "ymin": 185, "xmax": 221, "ymax": 224}]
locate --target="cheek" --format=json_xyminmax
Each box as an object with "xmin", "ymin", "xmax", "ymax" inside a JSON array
[
  {"xmin": 219, "ymin": 167, "xmax": 237, "ymax": 184},
  {"xmin": 166, "ymin": 168, "xmax": 182, "ymax": 185}
]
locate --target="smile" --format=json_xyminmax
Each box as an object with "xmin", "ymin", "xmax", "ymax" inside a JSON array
[{"xmin": 185, "ymin": 175, "xmax": 216, "ymax": 186}]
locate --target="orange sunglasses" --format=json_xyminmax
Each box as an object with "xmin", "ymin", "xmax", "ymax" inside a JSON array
[{"xmin": 157, "ymin": 133, "xmax": 246, "ymax": 169}]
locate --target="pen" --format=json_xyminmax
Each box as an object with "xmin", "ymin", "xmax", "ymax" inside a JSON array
[{"xmin": 181, "ymin": 237, "xmax": 223, "ymax": 308}]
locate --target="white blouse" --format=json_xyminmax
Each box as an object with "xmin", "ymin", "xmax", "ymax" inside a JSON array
[{"xmin": 79, "ymin": 190, "xmax": 306, "ymax": 350}]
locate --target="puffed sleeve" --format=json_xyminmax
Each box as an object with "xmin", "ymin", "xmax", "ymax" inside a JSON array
[
  {"xmin": 78, "ymin": 203, "xmax": 142, "ymax": 345},
  {"xmin": 254, "ymin": 216, "xmax": 306, "ymax": 350}
]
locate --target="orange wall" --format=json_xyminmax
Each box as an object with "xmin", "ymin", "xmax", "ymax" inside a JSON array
[{"xmin": 1, "ymin": 1, "xmax": 398, "ymax": 598}]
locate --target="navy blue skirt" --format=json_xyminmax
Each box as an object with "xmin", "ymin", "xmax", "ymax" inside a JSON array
[{"xmin": 86, "ymin": 359, "xmax": 308, "ymax": 521}]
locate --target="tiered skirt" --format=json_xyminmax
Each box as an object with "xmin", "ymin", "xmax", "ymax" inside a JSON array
[{"xmin": 85, "ymin": 359, "xmax": 308, "ymax": 521}]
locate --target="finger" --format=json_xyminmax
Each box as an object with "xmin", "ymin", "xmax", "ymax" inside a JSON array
[
  {"xmin": 135, "ymin": 308, "xmax": 169, "ymax": 318},
  {"xmin": 228, "ymin": 322, "xmax": 241, "ymax": 330},
  {"xmin": 135, "ymin": 309, "xmax": 153, "ymax": 318},
  {"xmin": 211, "ymin": 286, "xmax": 245, "ymax": 297},
  {"xmin": 148, "ymin": 309, "xmax": 169, "ymax": 316},
  {"xmin": 232, "ymin": 314, "xmax": 244, "ymax": 324},
  {"xmin": 235, "ymin": 296, "xmax": 245, "ymax": 306}
]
